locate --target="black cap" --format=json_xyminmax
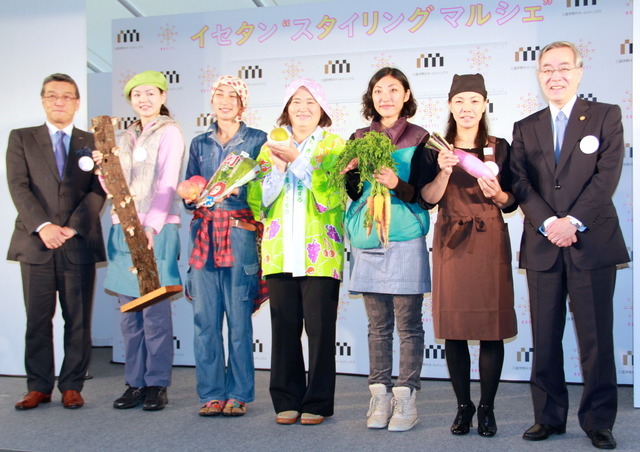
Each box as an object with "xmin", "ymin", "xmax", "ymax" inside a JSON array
[{"xmin": 448, "ymin": 73, "xmax": 487, "ymax": 100}]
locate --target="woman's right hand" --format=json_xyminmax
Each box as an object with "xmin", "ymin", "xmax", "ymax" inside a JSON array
[
  {"xmin": 339, "ymin": 158, "xmax": 359, "ymax": 174},
  {"xmin": 92, "ymin": 150, "xmax": 103, "ymax": 166},
  {"xmin": 437, "ymin": 148, "xmax": 458, "ymax": 175}
]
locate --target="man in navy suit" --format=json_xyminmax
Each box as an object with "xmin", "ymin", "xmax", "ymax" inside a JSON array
[
  {"xmin": 7, "ymin": 73, "xmax": 106, "ymax": 410},
  {"xmin": 511, "ymin": 42, "xmax": 629, "ymax": 450}
]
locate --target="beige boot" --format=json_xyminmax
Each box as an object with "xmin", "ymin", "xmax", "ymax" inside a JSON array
[
  {"xmin": 388, "ymin": 386, "xmax": 418, "ymax": 432},
  {"xmin": 366, "ymin": 384, "xmax": 392, "ymax": 428}
]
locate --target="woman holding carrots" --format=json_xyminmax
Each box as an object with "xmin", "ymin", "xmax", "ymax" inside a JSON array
[
  {"xmin": 342, "ymin": 67, "xmax": 430, "ymax": 432},
  {"xmin": 182, "ymin": 76, "xmax": 266, "ymax": 417},
  {"xmin": 247, "ymin": 79, "xmax": 345, "ymax": 426},
  {"xmin": 92, "ymin": 70, "xmax": 184, "ymax": 411},
  {"xmin": 418, "ymin": 74, "xmax": 517, "ymax": 437}
]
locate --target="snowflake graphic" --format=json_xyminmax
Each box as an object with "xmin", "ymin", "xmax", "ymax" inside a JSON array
[
  {"xmin": 118, "ymin": 70, "xmax": 137, "ymax": 98},
  {"xmin": 621, "ymin": 193, "xmax": 632, "ymax": 223},
  {"xmin": 422, "ymin": 293, "xmax": 432, "ymax": 313},
  {"xmin": 576, "ymin": 38, "xmax": 594, "ymax": 63},
  {"xmin": 242, "ymin": 107, "xmax": 261, "ymax": 128},
  {"xmin": 571, "ymin": 347, "xmax": 581, "ymax": 371},
  {"xmin": 518, "ymin": 93, "xmax": 541, "ymax": 117},
  {"xmin": 467, "ymin": 47, "xmax": 491, "ymax": 71},
  {"xmin": 516, "ymin": 295, "xmax": 530, "ymax": 318},
  {"xmin": 416, "ymin": 99, "xmax": 443, "ymax": 130},
  {"xmin": 282, "ymin": 60, "xmax": 304, "ymax": 81},
  {"xmin": 158, "ymin": 23, "xmax": 178, "ymax": 46},
  {"xmin": 326, "ymin": 104, "xmax": 347, "ymax": 134},
  {"xmin": 622, "ymin": 297, "xmax": 632, "ymax": 319},
  {"xmin": 198, "ymin": 66, "xmax": 219, "ymax": 89},
  {"xmin": 371, "ymin": 53, "xmax": 395, "ymax": 69},
  {"xmin": 622, "ymin": 90, "xmax": 632, "ymax": 112},
  {"xmin": 337, "ymin": 297, "xmax": 350, "ymax": 315}
]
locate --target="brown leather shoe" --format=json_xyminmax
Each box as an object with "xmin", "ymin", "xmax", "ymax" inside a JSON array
[
  {"xmin": 15, "ymin": 391, "xmax": 52, "ymax": 410},
  {"xmin": 62, "ymin": 390, "xmax": 84, "ymax": 409},
  {"xmin": 300, "ymin": 413, "xmax": 325, "ymax": 425}
]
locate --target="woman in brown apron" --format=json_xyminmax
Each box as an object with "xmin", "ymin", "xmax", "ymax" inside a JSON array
[{"xmin": 418, "ymin": 74, "xmax": 517, "ymax": 437}]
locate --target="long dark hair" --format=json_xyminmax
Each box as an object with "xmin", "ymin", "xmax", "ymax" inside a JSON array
[{"xmin": 361, "ymin": 67, "xmax": 417, "ymax": 121}]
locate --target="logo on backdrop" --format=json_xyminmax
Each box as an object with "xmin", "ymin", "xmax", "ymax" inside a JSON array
[
  {"xmin": 620, "ymin": 39, "xmax": 632, "ymax": 55},
  {"xmin": 336, "ymin": 341, "xmax": 351, "ymax": 357},
  {"xmin": 118, "ymin": 116, "xmax": 139, "ymax": 130},
  {"xmin": 579, "ymin": 93, "xmax": 598, "ymax": 102},
  {"xmin": 424, "ymin": 344, "xmax": 445, "ymax": 360},
  {"xmin": 238, "ymin": 65, "xmax": 263, "ymax": 80},
  {"xmin": 416, "ymin": 52, "xmax": 444, "ymax": 69},
  {"xmin": 324, "ymin": 59, "xmax": 351, "ymax": 74},
  {"xmin": 163, "ymin": 70, "xmax": 181, "ymax": 85},
  {"xmin": 116, "ymin": 28, "xmax": 140, "ymax": 43},
  {"xmin": 566, "ymin": 0, "xmax": 598, "ymax": 7},
  {"xmin": 514, "ymin": 46, "xmax": 540, "ymax": 63},
  {"xmin": 253, "ymin": 339, "xmax": 264, "ymax": 353},
  {"xmin": 173, "ymin": 336, "xmax": 181, "ymax": 350},
  {"xmin": 196, "ymin": 113, "xmax": 214, "ymax": 128},
  {"xmin": 517, "ymin": 347, "xmax": 534, "ymax": 363}
]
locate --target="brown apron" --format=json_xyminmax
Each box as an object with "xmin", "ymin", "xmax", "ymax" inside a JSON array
[{"xmin": 431, "ymin": 139, "xmax": 517, "ymax": 340}]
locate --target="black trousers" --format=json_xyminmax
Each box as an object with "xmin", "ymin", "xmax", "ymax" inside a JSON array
[
  {"xmin": 267, "ymin": 274, "xmax": 340, "ymax": 416},
  {"xmin": 21, "ymin": 250, "xmax": 96, "ymax": 393},
  {"xmin": 527, "ymin": 248, "xmax": 617, "ymax": 432}
]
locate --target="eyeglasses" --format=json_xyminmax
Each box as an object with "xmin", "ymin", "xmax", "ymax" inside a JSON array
[
  {"xmin": 43, "ymin": 95, "xmax": 77, "ymax": 103},
  {"xmin": 538, "ymin": 67, "xmax": 578, "ymax": 77}
]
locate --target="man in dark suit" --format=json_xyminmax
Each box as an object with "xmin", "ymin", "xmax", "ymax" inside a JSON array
[
  {"xmin": 511, "ymin": 42, "xmax": 629, "ymax": 450},
  {"xmin": 7, "ymin": 73, "xmax": 106, "ymax": 410}
]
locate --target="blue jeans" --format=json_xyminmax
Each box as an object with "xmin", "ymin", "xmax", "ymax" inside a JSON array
[
  {"xmin": 363, "ymin": 293, "xmax": 424, "ymax": 391},
  {"xmin": 188, "ymin": 223, "xmax": 259, "ymax": 404}
]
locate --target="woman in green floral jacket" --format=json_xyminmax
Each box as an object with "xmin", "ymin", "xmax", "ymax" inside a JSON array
[{"xmin": 248, "ymin": 79, "xmax": 345, "ymax": 426}]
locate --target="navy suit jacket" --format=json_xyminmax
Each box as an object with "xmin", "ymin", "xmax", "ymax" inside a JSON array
[
  {"xmin": 511, "ymin": 98, "xmax": 629, "ymax": 271},
  {"xmin": 6, "ymin": 124, "xmax": 106, "ymax": 265}
]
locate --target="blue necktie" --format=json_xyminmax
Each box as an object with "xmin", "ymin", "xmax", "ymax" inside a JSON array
[
  {"xmin": 555, "ymin": 111, "xmax": 567, "ymax": 163},
  {"xmin": 54, "ymin": 130, "xmax": 67, "ymax": 177}
]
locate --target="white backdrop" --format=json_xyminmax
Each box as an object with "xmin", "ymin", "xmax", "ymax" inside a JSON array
[
  {"xmin": 0, "ymin": 0, "xmax": 89, "ymax": 376},
  {"xmin": 107, "ymin": 0, "xmax": 634, "ymax": 385}
]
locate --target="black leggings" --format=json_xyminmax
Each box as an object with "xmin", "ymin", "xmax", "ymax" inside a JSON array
[{"xmin": 445, "ymin": 339, "xmax": 504, "ymax": 407}]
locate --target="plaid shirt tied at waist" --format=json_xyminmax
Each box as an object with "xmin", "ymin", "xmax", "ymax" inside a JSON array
[{"xmin": 189, "ymin": 207, "xmax": 268, "ymax": 311}]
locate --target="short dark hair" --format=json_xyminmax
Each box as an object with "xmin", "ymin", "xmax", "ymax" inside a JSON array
[
  {"xmin": 361, "ymin": 67, "xmax": 417, "ymax": 121},
  {"xmin": 41, "ymin": 73, "xmax": 80, "ymax": 99},
  {"xmin": 276, "ymin": 97, "xmax": 332, "ymax": 128}
]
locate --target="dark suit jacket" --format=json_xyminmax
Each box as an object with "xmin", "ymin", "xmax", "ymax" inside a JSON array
[
  {"xmin": 6, "ymin": 124, "xmax": 106, "ymax": 265},
  {"xmin": 511, "ymin": 98, "xmax": 629, "ymax": 271}
]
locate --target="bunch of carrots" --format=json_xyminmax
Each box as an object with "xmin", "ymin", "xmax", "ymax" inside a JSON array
[{"xmin": 330, "ymin": 131, "xmax": 396, "ymax": 247}]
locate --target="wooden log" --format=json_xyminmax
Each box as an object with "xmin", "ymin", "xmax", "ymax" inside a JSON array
[{"xmin": 91, "ymin": 115, "xmax": 162, "ymax": 297}]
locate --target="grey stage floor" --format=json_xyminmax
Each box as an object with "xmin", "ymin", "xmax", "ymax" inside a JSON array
[{"xmin": 0, "ymin": 347, "xmax": 638, "ymax": 452}]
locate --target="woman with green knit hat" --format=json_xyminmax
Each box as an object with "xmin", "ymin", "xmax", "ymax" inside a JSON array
[{"xmin": 92, "ymin": 70, "xmax": 184, "ymax": 411}]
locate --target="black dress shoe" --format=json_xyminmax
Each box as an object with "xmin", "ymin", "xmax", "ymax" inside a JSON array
[
  {"xmin": 143, "ymin": 386, "xmax": 168, "ymax": 411},
  {"xmin": 522, "ymin": 423, "xmax": 566, "ymax": 441},
  {"xmin": 113, "ymin": 385, "xmax": 146, "ymax": 409},
  {"xmin": 587, "ymin": 429, "xmax": 617, "ymax": 449},
  {"xmin": 477, "ymin": 404, "xmax": 497, "ymax": 437},
  {"xmin": 451, "ymin": 402, "xmax": 476, "ymax": 435}
]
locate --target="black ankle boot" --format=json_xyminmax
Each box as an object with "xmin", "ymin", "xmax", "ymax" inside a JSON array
[
  {"xmin": 451, "ymin": 402, "xmax": 476, "ymax": 435},
  {"xmin": 477, "ymin": 404, "xmax": 497, "ymax": 437}
]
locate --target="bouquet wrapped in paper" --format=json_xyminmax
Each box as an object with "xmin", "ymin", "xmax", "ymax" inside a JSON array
[{"xmin": 177, "ymin": 151, "xmax": 260, "ymax": 207}]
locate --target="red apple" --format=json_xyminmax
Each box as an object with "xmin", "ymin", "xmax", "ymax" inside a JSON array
[
  {"xmin": 190, "ymin": 175, "xmax": 207, "ymax": 191},
  {"xmin": 176, "ymin": 180, "xmax": 200, "ymax": 202}
]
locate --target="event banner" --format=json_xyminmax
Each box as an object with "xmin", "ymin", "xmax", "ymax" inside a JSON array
[{"xmin": 110, "ymin": 0, "xmax": 633, "ymax": 383}]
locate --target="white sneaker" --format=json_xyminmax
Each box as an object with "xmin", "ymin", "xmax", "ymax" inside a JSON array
[
  {"xmin": 388, "ymin": 386, "xmax": 418, "ymax": 432},
  {"xmin": 366, "ymin": 384, "xmax": 392, "ymax": 429}
]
